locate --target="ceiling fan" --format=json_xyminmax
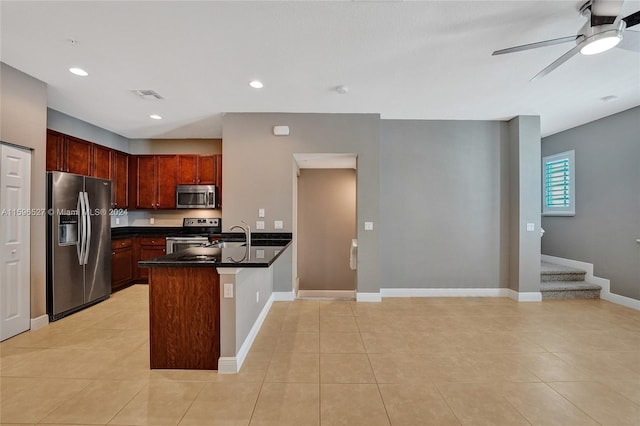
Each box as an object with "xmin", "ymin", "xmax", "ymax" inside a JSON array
[{"xmin": 492, "ymin": 0, "xmax": 640, "ymax": 80}]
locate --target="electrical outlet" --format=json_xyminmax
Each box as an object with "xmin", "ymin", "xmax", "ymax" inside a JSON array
[
  {"xmin": 256, "ymin": 221, "xmax": 265, "ymax": 230},
  {"xmin": 274, "ymin": 220, "xmax": 283, "ymax": 229},
  {"xmin": 115, "ymin": 217, "xmax": 120, "ymax": 225},
  {"xmin": 223, "ymin": 283, "xmax": 233, "ymax": 298},
  {"xmin": 364, "ymin": 221, "xmax": 373, "ymax": 231},
  {"xmin": 256, "ymin": 249, "xmax": 265, "ymax": 259},
  {"xmin": 526, "ymin": 223, "xmax": 535, "ymax": 232},
  {"xmin": 150, "ymin": 218, "xmax": 155, "ymax": 225},
  {"xmin": 258, "ymin": 208, "xmax": 265, "ymax": 218}
]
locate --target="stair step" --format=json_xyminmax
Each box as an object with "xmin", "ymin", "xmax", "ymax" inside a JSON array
[
  {"xmin": 540, "ymin": 261, "xmax": 586, "ymax": 282},
  {"xmin": 540, "ymin": 280, "xmax": 602, "ymax": 300}
]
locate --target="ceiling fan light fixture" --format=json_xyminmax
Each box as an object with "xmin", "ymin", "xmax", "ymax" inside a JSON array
[{"xmin": 580, "ymin": 32, "xmax": 622, "ymax": 55}]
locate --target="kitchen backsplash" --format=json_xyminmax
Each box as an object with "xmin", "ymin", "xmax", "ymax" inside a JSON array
[{"xmin": 111, "ymin": 209, "xmax": 221, "ymax": 228}]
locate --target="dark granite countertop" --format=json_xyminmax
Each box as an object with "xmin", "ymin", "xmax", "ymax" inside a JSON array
[
  {"xmin": 138, "ymin": 240, "xmax": 291, "ymax": 268},
  {"xmin": 112, "ymin": 226, "xmax": 291, "ymax": 242}
]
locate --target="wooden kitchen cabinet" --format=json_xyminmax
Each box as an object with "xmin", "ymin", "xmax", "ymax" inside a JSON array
[
  {"xmin": 46, "ymin": 130, "xmax": 93, "ymax": 175},
  {"xmin": 134, "ymin": 236, "xmax": 166, "ymax": 282},
  {"xmin": 92, "ymin": 144, "xmax": 112, "ymax": 179},
  {"xmin": 197, "ymin": 155, "xmax": 217, "ymax": 184},
  {"xmin": 177, "ymin": 154, "xmax": 219, "ymax": 186},
  {"xmin": 111, "ymin": 150, "xmax": 129, "ymax": 208},
  {"xmin": 130, "ymin": 155, "xmax": 177, "ymax": 209},
  {"xmin": 111, "ymin": 238, "xmax": 133, "ymax": 292},
  {"xmin": 177, "ymin": 155, "xmax": 198, "ymax": 184}
]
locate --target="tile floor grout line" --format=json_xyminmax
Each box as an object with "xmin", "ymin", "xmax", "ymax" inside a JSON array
[{"xmin": 433, "ymin": 381, "xmax": 465, "ymax": 426}]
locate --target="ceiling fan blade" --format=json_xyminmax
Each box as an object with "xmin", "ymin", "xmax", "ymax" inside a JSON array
[
  {"xmin": 617, "ymin": 29, "xmax": 640, "ymax": 52},
  {"xmin": 591, "ymin": 0, "xmax": 624, "ymax": 26},
  {"xmin": 492, "ymin": 35, "xmax": 580, "ymax": 56},
  {"xmin": 530, "ymin": 44, "xmax": 582, "ymax": 81},
  {"xmin": 622, "ymin": 10, "xmax": 640, "ymax": 28}
]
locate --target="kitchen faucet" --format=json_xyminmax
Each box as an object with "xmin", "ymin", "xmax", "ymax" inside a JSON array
[{"xmin": 230, "ymin": 221, "xmax": 251, "ymax": 248}]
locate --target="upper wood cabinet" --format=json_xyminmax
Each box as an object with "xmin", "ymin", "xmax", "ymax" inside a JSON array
[
  {"xmin": 46, "ymin": 130, "xmax": 93, "ymax": 175},
  {"xmin": 177, "ymin": 154, "xmax": 220, "ymax": 186},
  {"xmin": 130, "ymin": 155, "xmax": 177, "ymax": 209},
  {"xmin": 177, "ymin": 155, "xmax": 198, "ymax": 184},
  {"xmin": 92, "ymin": 144, "xmax": 112, "ymax": 180},
  {"xmin": 111, "ymin": 150, "xmax": 129, "ymax": 208}
]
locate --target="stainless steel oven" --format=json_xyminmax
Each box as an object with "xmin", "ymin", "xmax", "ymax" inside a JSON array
[{"xmin": 165, "ymin": 236, "xmax": 209, "ymax": 254}]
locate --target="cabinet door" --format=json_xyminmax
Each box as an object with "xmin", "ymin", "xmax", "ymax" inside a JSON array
[
  {"xmin": 111, "ymin": 151, "xmax": 129, "ymax": 208},
  {"xmin": 92, "ymin": 144, "xmax": 112, "ymax": 179},
  {"xmin": 134, "ymin": 156, "xmax": 156, "ymax": 209},
  {"xmin": 111, "ymin": 247, "xmax": 133, "ymax": 291},
  {"xmin": 46, "ymin": 130, "xmax": 65, "ymax": 171},
  {"xmin": 65, "ymin": 136, "xmax": 93, "ymax": 176},
  {"xmin": 155, "ymin": 155, "xmax": 177, "ymax": 209},
  {"xmin": 177, "ymin": 155, "xmax": 198, "ymax": 184},
  {"xmin": 138, "ymin": 245, "xmax": 166, "ymax": 280},
  {"xmin": 197, "ymin": 155, "xmax": 216, "ymax": 184}
]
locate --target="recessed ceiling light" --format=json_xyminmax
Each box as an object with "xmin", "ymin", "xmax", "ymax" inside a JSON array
[
  {"xmin": 249, "ymin": 80, "xmax": 264, "ymax": 89},
  {"xmin": 69, "ymin": 67, "xmax": 88, "ymax": 77},
  {"xmin": 149, "ymin": 114, "xmax": 162, "ymax": 120}
]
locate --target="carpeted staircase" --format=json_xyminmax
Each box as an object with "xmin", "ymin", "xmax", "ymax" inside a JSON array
[{"xmin": 540, "ymin": 261, "xmax": 601, "ymax": 299}]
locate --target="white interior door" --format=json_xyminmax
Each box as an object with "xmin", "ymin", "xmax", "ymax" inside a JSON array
[{"xmin": 0, "ymin": 144, "xmax": 31, "ymax": 341}]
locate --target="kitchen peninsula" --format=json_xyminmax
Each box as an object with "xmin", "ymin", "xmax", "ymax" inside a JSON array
[{"xmin": 139, "ymin": 238, "xmax": 291, "ymax": 373}]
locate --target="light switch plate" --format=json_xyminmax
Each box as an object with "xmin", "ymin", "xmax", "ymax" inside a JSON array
[
  {"xmin": 364, "ymin": 221, "xmax": 374, "ymax": 231},
  {"xmin": 258, "ymin": 208, "xmax": 265, "ymax": 218},
  {"xmin": 526, "ymin": 223, "xmax": 535, "ymax": 232},
  {"xmin": 223, "ymin": 283, "xmax": 233, "ymax": 298},
  {"xmin": 274, "ymin": 220, "xmax": 283, "ymax": 229},
  {"xmin": 256, "ymin": 221, "xmax": 265, "ymax": 230}
]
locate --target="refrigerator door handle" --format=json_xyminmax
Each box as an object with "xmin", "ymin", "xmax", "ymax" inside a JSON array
[
  {"xmin": 82, "ymin": 191, "xmax": 92, "ymax": 265},
  {"xmin": 76, "ymin": 192, "xmax": 85, "ymax": 265}
]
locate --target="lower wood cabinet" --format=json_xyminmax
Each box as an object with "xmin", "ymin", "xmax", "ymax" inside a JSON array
[
  {"xmin": 111, "ymin": 238, "xmax": 133, "ymax": 292},
  {"xmin": 134, "ymin": 237, "xmax": 166, "ymax": 281},
  {"xmin": 111, "ymin": 235, "xmax": 166, "ymax": 290}
]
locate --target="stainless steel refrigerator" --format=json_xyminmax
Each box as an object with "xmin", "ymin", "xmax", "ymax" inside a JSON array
[{"xmin": 47, "ymin": 171, "xmax": 111, "ymax": 321}]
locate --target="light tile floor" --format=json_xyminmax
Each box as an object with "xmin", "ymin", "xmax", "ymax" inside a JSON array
[{"xmin": 2, "ymin": 284, "xmax": 640, "ymax": 425}]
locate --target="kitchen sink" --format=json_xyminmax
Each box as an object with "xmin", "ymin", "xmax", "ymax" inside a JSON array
[
  {"xmin": 207, "ymin": 241, "xmax": 246, "ymax": 248},
  {"xmin": 178, "ymin": 254, "xmax": 218, "ymax": 262}
]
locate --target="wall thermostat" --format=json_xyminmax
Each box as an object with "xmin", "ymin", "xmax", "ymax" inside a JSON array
[{"xmin": 273, "ymin": 125, "xmax": 290, "ymax": 136}]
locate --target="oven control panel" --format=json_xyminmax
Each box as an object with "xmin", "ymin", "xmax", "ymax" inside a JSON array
[{"xmin": 183, "ymin": 218, "xmax": 220, "ymax": 227}]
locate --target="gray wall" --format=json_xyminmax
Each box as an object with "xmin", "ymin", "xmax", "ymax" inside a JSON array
[
  {"xmin": 542, "ymin": 107, "xmax": 640, "ymax": 300},
  {"xmin": 380, "ymin": 120, "xmax": 510, "ymax": 289},
  {"xmin": 298, "ymin": 169, "xmax": 356, "ymax": 291},
  {"xmin": 222, "ymin": 113, "xmax": 380, "ymax": 295},
  {"xmin": 0, "ymin": 63, "xmax": 48, "ymax": 317},
  {"xmin": 48, "ymin": 108, "xmax": 129, "ymax": 152},
  {"xmin": 508, "ymin": 116, "xmax": 541, "ymax": 293}
]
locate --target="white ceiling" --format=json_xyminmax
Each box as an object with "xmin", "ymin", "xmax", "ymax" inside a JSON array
[{"xmin": 1, "ymin": 1, "xmax": 639, "ymax": 139}]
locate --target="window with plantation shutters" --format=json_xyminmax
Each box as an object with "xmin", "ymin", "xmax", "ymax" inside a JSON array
[{"xmin": 542, "ymin": 150, "xmax": 575, "ymax": 216}]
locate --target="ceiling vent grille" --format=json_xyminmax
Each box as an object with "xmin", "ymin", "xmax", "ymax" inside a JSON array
[{"xmin": 132, "ymin": 89, "xmax": 164, "ymax": 100}]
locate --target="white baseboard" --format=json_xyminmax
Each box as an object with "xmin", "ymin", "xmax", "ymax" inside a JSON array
[
  {"xmin": 297, "ymin": 290, "xmax": 355, "ymax": 300},
  {"xmin": 273, "ymin": 291, "xmax": 295, "ymax": 301},
  {"xmin": 30, "ymin": 314, "xmax": 48, "ymax": 330},
  {"xmin": 356, "ymin": 292, "xmax": 382, "ymax": 302},
  {"xmin": 542, "ymin": 254, "xmax": 638, "ymax": 310},
  {"xmin": 217, "ymin": 357, "xmax": 238, "ymax": 374},
  {"xmin": 218, "ymin": 294, "xmax": 274, "ymax": 374},
  {"xmin": 507, "ymin": 289, "xmax": 542, "ymax": 302},
  {"xmin": 602, "ymin": 291, "xmax": 640, "ymax": 311},
  {"xmin": 381, "ymin": 288, "xmax": 509, "ymax": 298}
]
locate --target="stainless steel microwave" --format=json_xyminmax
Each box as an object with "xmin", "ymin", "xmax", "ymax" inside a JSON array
[{"xmin": 176, "ymin": 184, "xmax": 217, "ymax": 209}]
